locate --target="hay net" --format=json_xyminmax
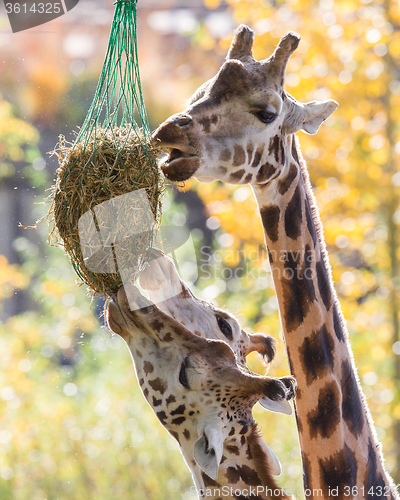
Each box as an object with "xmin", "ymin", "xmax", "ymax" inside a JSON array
[{"xmin": 48, "ymin": 0, "xmax": 163, "ymax": 296}]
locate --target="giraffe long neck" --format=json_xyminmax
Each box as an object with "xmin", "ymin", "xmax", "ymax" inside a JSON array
[
  {"xmin": 180, "ymin": 425, "xmax": 290, "ymax": 500},
  {"xmin": 252, "ymin": 136, "xmax": 398, "ymax": 499}
]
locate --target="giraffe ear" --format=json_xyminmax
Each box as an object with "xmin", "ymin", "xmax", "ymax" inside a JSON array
[
  {"xmin": 245, "ymin": 332, "xmax": 277, "ymax": 363},
  {"xmin": 194, "ymin": 421, "xmax": 224, "ymax": 480},
  {"xmin": 284, "ymin": 99, "xmax": 338, "ymax": 135},
  {"xmin": 259, "ymin": 439, "xmax": 282, "ymax": 476},
  {"xmin": 300, "ymin": 100, "xmax": 339, "ymax": 135}
]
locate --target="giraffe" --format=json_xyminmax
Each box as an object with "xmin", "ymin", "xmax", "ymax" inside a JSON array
[
  {"xmin": 138, "ymin": 248, "xmax": 293, "ymax": 415},
  {"xmin": 139, "ymin": 249, "xmax": 276, "ymax": 366},
  {"xmin": 106, "ymin": 284, "xmax": 297, "ymax": 500},
  {"xmin": 152, "ymin": 26, "xmax": 400, "ymax": 499}
]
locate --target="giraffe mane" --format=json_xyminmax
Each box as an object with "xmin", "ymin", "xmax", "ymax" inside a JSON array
[
  {"xmin": 294, "ymin": 136, "xmax": 329, "ymax": 279},
  {"xmin": 295, "ymin": 135, "xmax": 396, "ymax": 486}
]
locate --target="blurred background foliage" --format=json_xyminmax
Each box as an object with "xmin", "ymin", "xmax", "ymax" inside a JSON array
[{"xmin": 0, "ymin": 0, "xmax": 399, "ymax": 498}]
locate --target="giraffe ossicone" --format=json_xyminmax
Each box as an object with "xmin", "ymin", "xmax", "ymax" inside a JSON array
[
  {"xmin": 152, "ymin": 25, "xmax": 399, "ymax": 500},
  {"xmin": 106, "ymin": 285, "xmax": 296, "ymax": 498}
]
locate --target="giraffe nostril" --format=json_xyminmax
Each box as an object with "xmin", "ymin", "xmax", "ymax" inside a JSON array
[{"xmin": 173, "ymin": 115, "xmax": 193, "ymax": 127}]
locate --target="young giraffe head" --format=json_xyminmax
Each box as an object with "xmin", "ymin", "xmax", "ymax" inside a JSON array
[
  {"xmin": 106, "ymin": 285, "xmax": 296, "ymax": 497},
  {"xmin": 138, "ymin": 249, "xmax": 292, "ymax": 415},
  {"xmin": 139, "ymin": 249, "xmax": 275, "ymax": 364},
  {"xmin": 153, "ymin": 25, "xmax": 338, "ymax": 187}
]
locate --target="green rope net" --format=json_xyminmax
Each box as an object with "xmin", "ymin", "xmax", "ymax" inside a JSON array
[{"xmin": 48, "ymin": 0, "xmax": 163, "ymax": 295}]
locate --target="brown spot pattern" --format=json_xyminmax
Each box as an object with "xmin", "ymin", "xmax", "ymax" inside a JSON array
[
  {"xmin": 233, "ymin": 144, "xmax": 246, "ymax": 166},
  {"xmin": 150, "ymin": 318, "xmax": 164, "ymax": 332},
  {"xmin": 143, "ymin": 361, "xmax": 154, "ymax": 375},
  {"xmin": 332, "ymin": 303, "xmax": 345, "ymax": 342},
  {"xmin": 156, "ymin": 411, "xmax": 168, "ymax": 425},
  {"xmin": 256, "ymin": 163, "xmax": 276, "ymax": 184},
  {"xmin": 152, "ymin": 396, "xmax": 162, "ymax": 407},
  {"xmin": 278, "ymin": 163, "xmax": 298, "ymax": 195},
  {"xmin": 226, "ymin": 466, "xmax": 241, "ymax": 483},
  {"xmin": 170, "ymin": 404, "xmax": 186, "ymax": 416},
  {"xmin": 244, "ymin": 173, "xmax": 252, "ymax": 183},
  {"xmin": 260, "ymin": 205, "xmax": 280, "ymax": 243},
  {"xmin": 284, "ymin": 183, "xmax": 302, "ymax": 240},
  {"xmin": 302, "ymin": 453, "xmax": 311, "ymax": 492},
  {"xmin": 251, "ymin": 144, "xmax": 265, "ymax": 168},
  {"xmin": 169, "ymin": 430, "xmax": 180, "ymax": 445},
  {"xmin": 171, "ymin": 416, "xmax": 186, "ymax": 425},
  {"xmin": 161, "ymin": 332, "xmax": 173, "ymax": 342},
  {"xmin": 199, "ymin": 116, "xmax": 211, "ymax": 132},
  {"xmin": 268, "ymin": 135, "xmax": 284, "ymax": 164},
  {"xmin": 148, "ymin": 378, "xmax": 167, "ymax": 394},
  {"xmin": 365, "ymin": 438, "xmax": 387, "ymax": 497},
  {"xmin": 166, "ymin": 394, "xmax": 176, "ymax": 406},
  {"xmin": 341, "ymin": 359, "xmax": 364, "ymax": 437},
  {"xmin": 219, "ymin": 148, "xmax": 232, "ymax": 162},
  {"xmin": 230, "ymin": 169, "xmax": 246, "ymax": 182},
  {"xmin": 316, "ymin": 259, "xmax": 332, "ymax": 310},
  {"xmin": 308, "ymin": 381, "xmax": 341, "ymax": 439},
  {"xmin": 281, "ymin": 246, "xmax": 317, "ymax": 332},
  {"xmin": 319, "ymin": 445, "xmax": 357, "ymax": 498},
  {"xmin": 202, "ymin": 472, "xmax": 219, "ymax": 488},
  {"xmin": 226, "ymin": 445, "xmax": 240, "ymax": 456},
  {"xmin": 300, "ymin": 324, "xmax": 334, "ymax": 385},
  {"xmin": 236, "ymin": 464, "xmax": 261, "ymax": 486}
]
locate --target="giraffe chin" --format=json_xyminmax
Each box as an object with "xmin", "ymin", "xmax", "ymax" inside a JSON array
[
  {"xmin": 161, "ymin": 157, "xmax": 200, "ymax": 182},
  {"xmin": 194, "ymin": 175, "xmax": 215, "ymax": 183}
]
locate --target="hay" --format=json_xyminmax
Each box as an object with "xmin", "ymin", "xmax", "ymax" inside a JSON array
[{"xmin": 48, "ymin": 126, "xmax": 163, "ymax": 295}]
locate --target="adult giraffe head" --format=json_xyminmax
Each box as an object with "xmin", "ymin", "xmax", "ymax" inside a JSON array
[
  {"xmin": 152, "ymin": 25, "xmax": 338, "ymax": 186},
  {"xmin": 106, "ymin": 285, "xmax": 296, "ymax": 496}
]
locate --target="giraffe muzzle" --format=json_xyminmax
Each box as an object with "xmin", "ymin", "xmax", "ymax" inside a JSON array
[{"xmin": 152, "ymin": 118, "xmax": 200, "ymax": 181}]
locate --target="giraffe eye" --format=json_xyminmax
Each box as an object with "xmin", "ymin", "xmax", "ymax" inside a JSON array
[
  {"xmin": 216, "ymin": 315, "xmax": 233, "ymax": 340},
  {"xmin": 253, "ymin": 110, "xmax": 277, "ymax": 124},
  {"xmin": 179, "ymin": 358, "xmax": 190, "ymax": 389}
]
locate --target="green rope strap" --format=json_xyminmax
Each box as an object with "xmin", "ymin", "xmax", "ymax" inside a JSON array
[
  {"xmin": 77, "ymin": 0, "xmax": 150, "ymax": 144},
  {"xmin": 51, "ymin": 0, "xmax": 163, "ymax": 295}
]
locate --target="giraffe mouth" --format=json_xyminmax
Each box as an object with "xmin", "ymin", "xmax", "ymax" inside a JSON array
[
  {"xmin": 164, "ymin": 148, "xmax": 197, "ymax": 165},
  {"xmin": 159, "ymin": 147, "xmax": 200, "ymax": 182}
]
